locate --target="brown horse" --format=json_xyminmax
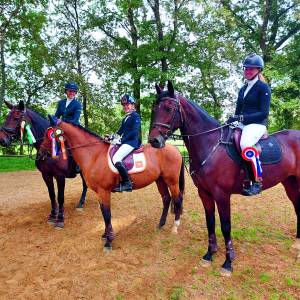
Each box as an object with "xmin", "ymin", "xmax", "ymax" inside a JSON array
[
  {"xmin": 44, "ymin": 117, "xmax": 185, "ymax": 250},
  {"xmin": 148, "ymin": 81, "xmax": 300, "ymax": 276},
  {"xmin": 0, "ymin": 101, "xmax": 88, "ymax": 228}
]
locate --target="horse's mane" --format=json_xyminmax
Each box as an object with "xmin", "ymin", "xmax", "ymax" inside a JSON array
[
  {"xmin": 26, "ymin": 109, "xmax": 50, "ymax": 138},
  {"xmin": 157, "ymin": 90, "xmax": 220, "ymax": 126},
  {"xmin": 187, "ymin": 99, "xmax": 220, "ymax": 126},
  {"xmin": 66, "ymin": 122, "xmax": 104, "ymax": 141}
]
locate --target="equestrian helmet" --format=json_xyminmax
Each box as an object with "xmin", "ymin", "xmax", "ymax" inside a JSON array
[
  {"xmin": 243, "ymin": 53, "xmax": 264, "ymax": 70},
  {"xmin": 65, "ymin": 81, "xmax": 78, "ymax": 92},
  {"xmin": 121, "ymin": 94, "xmax": 135, "ymax": 105}
]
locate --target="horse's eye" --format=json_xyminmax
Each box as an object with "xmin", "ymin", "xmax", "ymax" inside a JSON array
[{"xmin": 165, "ymin": 106, "xmax": 172, "ymax": 112}]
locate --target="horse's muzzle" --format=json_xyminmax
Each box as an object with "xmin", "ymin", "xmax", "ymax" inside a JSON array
[
  {"xmin": 0, "ymin": 135, "xmax": 11, "ymax": 147},
  {"xmin": 149, "ymin": 135, "xmax": 166, "ymax": 148}
]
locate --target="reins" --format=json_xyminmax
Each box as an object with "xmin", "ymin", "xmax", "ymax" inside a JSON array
[{"xmin": 153, "ymin": 95, "xmax": 236, "ymax": 169}]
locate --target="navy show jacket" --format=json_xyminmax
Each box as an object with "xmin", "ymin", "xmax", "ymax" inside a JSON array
[
  {"xmin": 55, "ymin": 98, "xmax": 82, "ymax": 125},
  {"xmin": 235, "ymin": 80, "xmax": 271, "ymax": 126},
  {"xmin": 117, "ymin": 111, "xmax": 141, "ymax": 149}
]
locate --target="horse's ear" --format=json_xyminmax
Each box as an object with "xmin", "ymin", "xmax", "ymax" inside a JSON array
[
  {"xmin": 155, "ymin": 83, "xmax": 162, "ymax": 95},
  {"xmin": 167, "ymin": 80, "xmax": 175, "ymax": 97},
  {"xmin": 18, "ymin": 101, "xmax": 25, "ymax": 111},
  {"xmin": 4, "ymin": 99, "xmax": 13, "ymax": 109}
]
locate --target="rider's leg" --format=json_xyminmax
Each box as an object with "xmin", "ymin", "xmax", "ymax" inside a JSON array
[
  {"xmin": 112, "ymin": 144, "xmax": 135, "ymax": 192},
  {"xmin": 240, "ymin": 124, "xmax": 266, "ymax": 196}
]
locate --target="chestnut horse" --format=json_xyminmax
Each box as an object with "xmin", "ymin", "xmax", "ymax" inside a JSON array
[
  {"xmin": 0, "ymin": 101, "xmax": 88, "ymax": 228},
  {"xmin": 148, "ymin": 81, "xmax": 300, "ymax": 276},
  {"xmin": 45, "ymin": 118, "xmax": 185, "ymax": 250}
]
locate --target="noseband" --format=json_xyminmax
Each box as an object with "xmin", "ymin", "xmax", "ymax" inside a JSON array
[{"xmin": 0, "ymin": 110, "xmax": 26, "ymax": 142}]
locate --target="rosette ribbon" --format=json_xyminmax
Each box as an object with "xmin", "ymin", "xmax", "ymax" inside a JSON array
[
  {"xmin": 47, "ymin": 127, "xmax": 58, "ymax": 158},
  {"xmin": 25, "ymin": 124, "xmax": 36, "ymax": 144}
]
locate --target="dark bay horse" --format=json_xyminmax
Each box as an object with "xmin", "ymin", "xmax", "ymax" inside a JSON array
[
  {"xmin": 46, "ymin": 119, "xmax": 185, "ymax": 250},
  {"xmin": 148, "ymin": 81, "xmax": 300, "ymax": 276},
  {"xmin": 0, "ymin": 100, "xmax": 88, "ymax": 228}
]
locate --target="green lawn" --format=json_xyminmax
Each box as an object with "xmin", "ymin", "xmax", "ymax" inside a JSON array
[{"xmin": 0, "ymin": 157, "xmax": 36, "ymax": 172}]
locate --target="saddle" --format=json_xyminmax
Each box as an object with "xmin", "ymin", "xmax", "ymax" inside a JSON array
[
  {"xmin": 233, "ymin": 128, "xmax": 268, "ymax": 155},
  {"xmin": 108, "ymin": 145, "xmax": 146, "ymax": 174},
  {"xmin": 226, "ymin": 127, "xmax": 282, "ymax": 165}
]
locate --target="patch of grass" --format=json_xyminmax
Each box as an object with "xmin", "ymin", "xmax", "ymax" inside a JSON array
[
  {"xmin": 232, "ymin": 212, "xmax": 242, "ymax": 222},
  {"xmin": 187, "ymin": 209, "xmax": 201, "ymax": 222},
  {"xmin": 231, "ymin": 227, "xmax": 258, "ymax": 241},
  {"xmin": 268, "ymin": 291, "xmax": 295, "ymax": 300},
  {"xmin": 240, "ymin": 266, "xmax": 254, "ymax": 276},
  {"xmin": 0, "ymin": 156, "xmax": 36, "ymax": 172},
  {"xmin": 115, "ymin": 296, "xmax": 124, "ymax": 300},
  {"xmin": 286, "ymin": 276, "xmax": 300, "ymax": 288},
  {"xmin": 259, "ymin": 272, "xmax": 271, "ymax": 283},
  {"xmin": 280, "ymin": 291, "xmax": 295, "ymax": 300},
  {"xmin": 170, "ymin": 286, "xmax": 185, "ymax": 300},
  {"xmin": 183, "ymin": 245, "xmax": 198, "ymax": 257}
]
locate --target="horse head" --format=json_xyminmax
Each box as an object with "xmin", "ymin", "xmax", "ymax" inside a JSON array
[
  {"xmin": 149, "ymin": 81, "xmax": 182, "ymax": 148},
  {"xmin": 0, "ymin": 100, "xmax": 26, "ymax": 146}
]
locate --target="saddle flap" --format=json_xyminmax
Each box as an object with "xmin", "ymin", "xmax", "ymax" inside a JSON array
[
  {"xmin": 108, "ymin": 145, "xmax": 146, "ymax": 174},
  {"xmin": 233, "ymin": 128, "xmax": 262, "ymax": 154}
]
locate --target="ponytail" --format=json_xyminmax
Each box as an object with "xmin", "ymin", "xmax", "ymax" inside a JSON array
[{"xmin": 258, "ymin": 73, "xmax": 267, "ymax": 83}]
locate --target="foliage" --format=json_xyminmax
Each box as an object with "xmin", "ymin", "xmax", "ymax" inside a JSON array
[
  {"xmin": 0, "ymin": 156, "xmax": 36, "ymax": 172},
  {"xmin": 0, "ymin": 0, "xmax": 300, "ymax": 150}
]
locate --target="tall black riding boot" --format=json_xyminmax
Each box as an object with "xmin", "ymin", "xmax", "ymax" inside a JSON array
[
  {"xmin": 242, "ymin": 180, "xmax": 262, "ymax": 196},
  {"xmin": 113, "ymin": 161, "xmax": 133, "ymax": 192}
]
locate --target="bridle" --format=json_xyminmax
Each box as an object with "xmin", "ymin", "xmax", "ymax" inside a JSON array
[
  {"xmin": 0, "ymin": 111, "xmax": 24, "ymax": 143},
  {"xmin": 151, "ymin": 94, "xmax": 184, "ymax": 138}
]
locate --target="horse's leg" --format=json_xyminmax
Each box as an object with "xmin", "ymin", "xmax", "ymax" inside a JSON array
[
  {"xmin": 215, "ymin": 192, "xmax": 235, "ymax": 276},
  {"xmin": 98, "ymin": 190, "xmax": 115, "ymax": 251},
  {"xmin": 155, "ymin": 177, "xmax": 171, "ymax": 229},
  {"xmin": 42, "ymin": 173, "xmax": 57, "ymax": 224},
  {"xmin": 54, "ymin": 176, "xmax": 66, "ymax": 229},
  {"xmin": 198, "ymin": 188, "xmax": 218, "ymax": 267},
  {"xmin": 282, "ymin": 176, "xmax": 300, "ymax": 251},
  {"xmin": 76, "ymin": 172, "xmax": 88, "ymax": 210},
  {"xmin": 168, "ymin": 183, "xmax": 183, "ymax": 234}
]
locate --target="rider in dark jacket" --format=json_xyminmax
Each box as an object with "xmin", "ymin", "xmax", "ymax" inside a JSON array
[
  {"xmin": 112, "ymin": 94, "xmax": 141, "ymax": 192},
  {"xmin": 55, "ymin": 82, "xmax": 82, "ymax": 125},
  {"xmin": 227, "ymin": 54, "xmax": 271, "ymax": 196}
]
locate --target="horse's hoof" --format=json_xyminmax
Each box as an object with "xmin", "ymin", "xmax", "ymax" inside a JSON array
[
  {"xmin": 220, "ymin": 267, "xmax": 232, "ymax": 277},
  {"xmin": 54, "ymin": 221, "xmax": 64, "ymax": 229},
  {"xmin": 291, "ymin": 239, "xmax": 300, "ymax": 251},
  {"xmin": 47, "ymin": 219, "xmax": 55, "ymax": 225},
  {"xmin": 171, "ymin": 227, "xmax": 178, "ymax": 234},
  {"xmin": 103, "ymin": 246, "xmax": 112, "ymax": 252},
  {"xmin": 76, "ymin": 207, "xmax": 84, "ymax": 212},
  {"xmin": 157, "ymin": 224, "xmax": 164, "ymax": 230},
  {"xmin": 200, "ymin": 259, "xmax": 212, "ymax": 268}
]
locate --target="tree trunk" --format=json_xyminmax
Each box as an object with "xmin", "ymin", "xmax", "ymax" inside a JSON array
[{"xmin": 0, "ymin": 35, "xmax": 6, "ymax": 117}]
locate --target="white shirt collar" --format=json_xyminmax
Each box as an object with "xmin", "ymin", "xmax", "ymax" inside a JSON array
[
  {"xmin": 65, "ymin": 97, "xmax": 74, "ymax": 107},
  {"xmin": 246, "ymin": 75, "xmax": 259, "ymax": 87}
]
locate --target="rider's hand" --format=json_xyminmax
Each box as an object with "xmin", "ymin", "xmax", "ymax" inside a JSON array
[{"xmin": 226, "ymin": 115, "xmax": 241, "ymax": 124}]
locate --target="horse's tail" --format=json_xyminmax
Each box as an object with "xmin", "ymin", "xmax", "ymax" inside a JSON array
[{"xmin": 179, "ymin": 157, "xmax": 185, "ymax": 195}]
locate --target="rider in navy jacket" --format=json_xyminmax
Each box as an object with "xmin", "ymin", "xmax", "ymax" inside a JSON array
[
  {"xmin": 112, "ymin": 94, "xmax": 141, "ymax": 192},
  {"xmin": 55, "ymin": 82, "xmax": 82, "ymax": 125},
  {"xmin": 234, "ymin": 80, "xmax": 271, "ymax": 126},
  {"xmin": 227, "ymin": 54, "xmax": 271, "ymax": 196},
  {"xmin": 117, "ymin": 110, "xmax": 141, "ymax": 149}
]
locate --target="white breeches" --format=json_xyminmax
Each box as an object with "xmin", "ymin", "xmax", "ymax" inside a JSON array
[
  {"xmin": 112, "ymin": 144, "xmax": 135, "ymax": 165},
  {"xmin": 239, "ymin": 124, "xmax": 267, "ymax": 150}
]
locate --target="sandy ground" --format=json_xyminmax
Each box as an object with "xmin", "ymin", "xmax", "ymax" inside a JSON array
[{"xmin": 1, "ymin": 170, "xmax": 300, "ymax": 299}]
